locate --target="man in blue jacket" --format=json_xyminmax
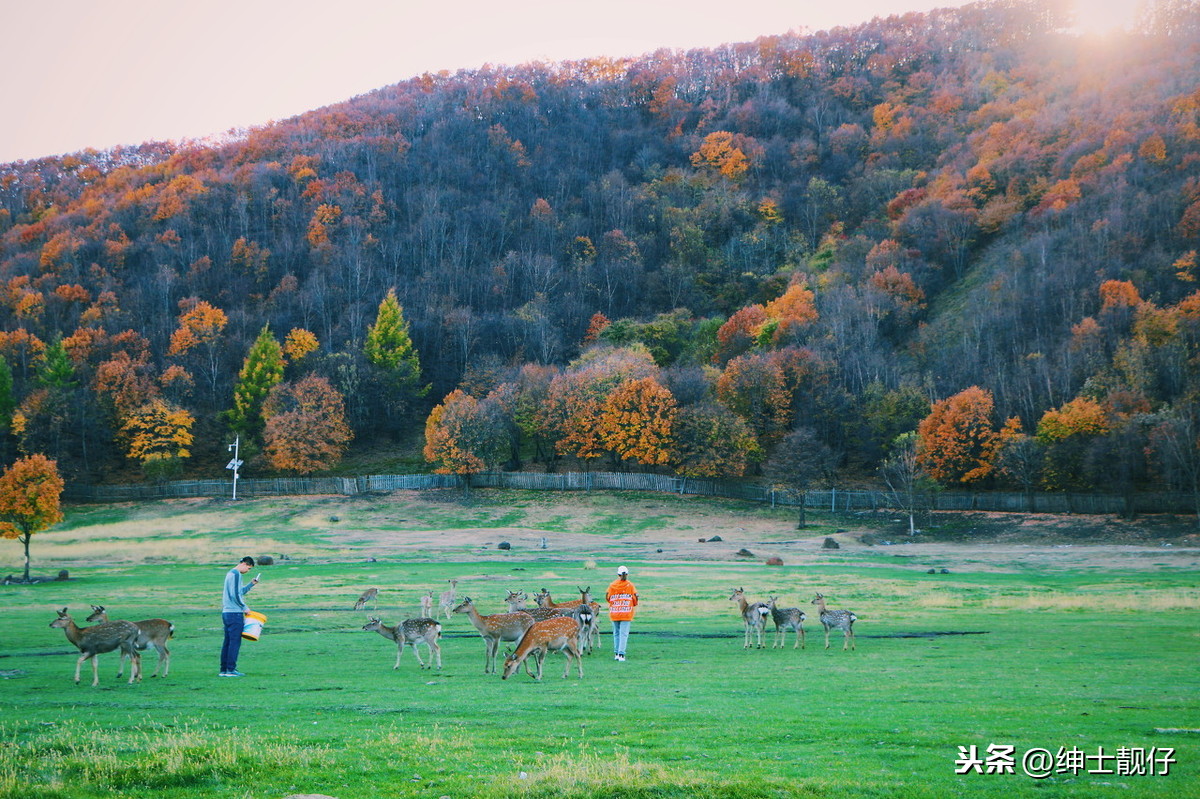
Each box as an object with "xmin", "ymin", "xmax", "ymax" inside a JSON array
[{"xmin": 220, "ymin": 556, "xmax": 259, "ymax": 677}]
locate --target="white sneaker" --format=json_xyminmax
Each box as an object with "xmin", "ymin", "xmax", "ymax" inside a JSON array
[{"xmin": 616, "ymin": 654, "xmax": 626, "ymax": 662}]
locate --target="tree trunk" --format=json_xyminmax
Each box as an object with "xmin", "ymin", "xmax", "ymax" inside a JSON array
[{"xmin": 22, "ymin": 533, "xmax": 31, "ymax": 582}]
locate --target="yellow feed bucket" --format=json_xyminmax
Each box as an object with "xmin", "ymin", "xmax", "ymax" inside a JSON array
[{"xmin": 242, "ymin": 610, "xmax": 268, "ymax": 641}]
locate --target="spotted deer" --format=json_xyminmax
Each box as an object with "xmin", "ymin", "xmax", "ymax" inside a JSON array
[
  {"xmin": 766, "ymin": 595, "xmax": 806, "ymax": 650},
  {"xmin": 439, "ymin": 579, "xmax": 459, "ymax": 619},
  {"xmin": 729, "ymin": 587, "xmax": 771, "ymax": 649},
  {"xmin": 85, "ymin": 605, "xmax": 175, "ymax": 677},
  {"xmin": 811, "ymin": 593, "xmax": 857, "ymax": 651},
  {"xmin": 49, "ymin": 608, "xmax": 141, "ymax": 686},
  {"xmin": 419, "ymin": 590, "xmax": 434, "ymax": 618},
  {"xmin": 353, "ymin": 587, "xmax": 379, "ymax": 612},
  {"xmin": 537, "ymin": 587, "xmax": 600, "ymax": 653},
  {"xmin": 501, "ymin": 615, "xmax": 584, "ymax": 681},
  {"xmin": 451, "ymin": 597, "xmax": 535, "ymax": 674},
  {"xmin": 362, "ymin": 617, "xmax": 442, "ymax": 670}
]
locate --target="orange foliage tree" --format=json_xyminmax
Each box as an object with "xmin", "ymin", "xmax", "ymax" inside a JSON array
[
  {"xmin": 262, "ymin": 376, "xmax": 353, "ymax": 474},
  {"xmin": 423, "ymin": 389, "xmax": 508, "ymax": 478},
  {"xmin": 598, "ymin": 377, "xmax": 677, "ymax": 467},
  {"xmin": 167, "ymin": 300, "xmax": 228, "ymax": 405},
  {"xmin": 1035, "ymin": 396, "xmax": 1111, "ymax": 490},
  {"xmin": 916, "ymin": 386, "xmax": 1000, "ymax": 486},
  {"xmin": 538, "ymin": 347, "xmax": 658, "ymax": 465},
  {"xmin": 0, "ymin": 454, "xmax": 64, "ymax": 582}
]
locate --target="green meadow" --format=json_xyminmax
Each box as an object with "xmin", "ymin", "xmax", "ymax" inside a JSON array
[{"xmin": 2, "ymin": 490, "xmax": 1198, "ymax": 798}]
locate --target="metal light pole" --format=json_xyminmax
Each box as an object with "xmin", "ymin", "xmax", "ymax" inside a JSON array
[{"xmin": 226, "ymin": 436, "xmax": 243, "ymax": 500}]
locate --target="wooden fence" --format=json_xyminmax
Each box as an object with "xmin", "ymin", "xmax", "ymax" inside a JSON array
[{"xmin": 62, "ymin": 471, "xmax": 1197, "ymax": 518}]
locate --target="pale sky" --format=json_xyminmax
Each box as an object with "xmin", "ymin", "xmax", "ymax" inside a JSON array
[{"xmin": 2, "ymin": 0, "xmax": 1138, "ymax": 164}]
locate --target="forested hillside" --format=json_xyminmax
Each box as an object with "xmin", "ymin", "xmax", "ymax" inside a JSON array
[{"xmin": 1, "ymin": 0, "xmax": 1199, "ymax": 502}]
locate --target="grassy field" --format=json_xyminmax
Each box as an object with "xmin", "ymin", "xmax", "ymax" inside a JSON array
[{"xmin": 2, "ymin": 490, "xmax": 1198, "ymax": 798}]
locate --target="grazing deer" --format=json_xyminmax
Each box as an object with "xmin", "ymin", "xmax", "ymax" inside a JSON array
[
  {"xmin": 353, "ymin": 587, "xmax": 379, "ymax": 612},
  {"xmin": 501, "ymin": 615, "xmax": 584, "ymax": 681},
  {"xmin": 419, "ymin": 590, "xmax": 434, "ymax": 618},
  {"xmin": 439, "ymin": 579, "xmax": 459, "ymax": 619},
  {"xmin": 85, "ymin": 605, "xmax": 175, "ymax": 677},
  {"xmin": 811, "ymin": 593, "xmax": 857, "ymax": 651},
  {"xmin": 452, "ymin": 597, "xmax": 536, "ymax": 674},
  {"xmin": 50, "ymin": 608, "xmax": 141, "ymax": 686},
  {"xmin": 362, "ymin": 617, "xmax": 442, "ymax": 670},
  {"xmin": 766, "ymin": 596, "xmax": 806, "ymax": 650},
  {"xmin": 729, "ymin": 588, "xmax": 771, "ymax": 649}
]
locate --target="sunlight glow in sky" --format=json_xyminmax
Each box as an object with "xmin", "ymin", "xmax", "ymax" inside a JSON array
[{"xmin": 0, "ymin": 0, "xmax": 1138, "ymax": 164}]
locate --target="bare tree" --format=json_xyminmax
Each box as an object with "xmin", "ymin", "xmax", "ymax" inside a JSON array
[
  {"xmin": 764, "ymin": 427, "xmax": 839, "ymax": 529},
  {"xmin": 879, "ymin": 432, "xmax": 936, "ymax": 536}
]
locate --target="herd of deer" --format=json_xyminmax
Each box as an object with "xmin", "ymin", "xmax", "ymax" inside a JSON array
[
  {"xmin": 45, "ymin": 579, "xmax": 856, "ymax": 687},
  {"xmin": 729, "ymin": 588, "xmax": 858, "ymax": 651},
  {"xmin": 358, "ymin": 580, "xmax": 597, "ymax": 681}
]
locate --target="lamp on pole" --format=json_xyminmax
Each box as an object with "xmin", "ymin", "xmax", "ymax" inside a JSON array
[{"xmin": 226, "ymin": 436, "xmax": 243, "ymax": 500}]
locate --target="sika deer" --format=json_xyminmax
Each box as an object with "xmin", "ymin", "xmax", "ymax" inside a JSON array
[
  {"xmin": 439, "ymin": 579, "xmax": 459, "ymax": 619},
  {"xmin": 729, "ymin": 587, "xmax": 770, "ymax": 649},
  {"xmin": 766, "ymin": 595, "xmax": 806, "ymax": 650},
  {"xmin": 353, "ymin": 587, "xmax": 379, "ymax": 612},
  {"xmin": 501, "ymin": 615, "xmax": 583, "ymax": 681},
  {"xmin": 362, "ymin": 616, "xmax": 442, "ymax": 670},
  {"xmin": 50, "ymin": 608, "xmax": 141, "ymax": 686},
  {"xmin": 86, "ymin": 605, "xmax": 175, "ymax": 677},
  {"xmin": 452, "ymin": 597, "xmax": 535, "ymax": 674},
  {"xmin": 537, "ymin": 587, "xmax": 600, "ymax": 653},
  {"xmin": 811, "ymin": 593, "xmax": 857, "ymax": 651}
]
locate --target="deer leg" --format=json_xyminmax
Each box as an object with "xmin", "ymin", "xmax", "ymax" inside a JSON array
[
  {"xmin": 128, "ymin": 650, "xmax": 141, "ymax": 683},
  {"xmin": 412, "ymin": 640, "xmax": 427, "ymax": 669},
  {"xmin": 430, "ymin": 638, "xmax": 441, "ymax": 670},
  {"xmin": 91, "ymin": 655, "xmax": 101, "ymax": 687},
  {"xmin": 394, "ymin": 641, "xmax": 403, "ymax": 670}
]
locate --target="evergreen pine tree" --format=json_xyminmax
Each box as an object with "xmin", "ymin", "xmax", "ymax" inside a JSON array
[
  {"xmin": 228, "ymin": 325, "xmax": 284, "ymax": 442},
  {"xmin": 363, "ymin": 288, "xmax": 427, "ymax": 436}
]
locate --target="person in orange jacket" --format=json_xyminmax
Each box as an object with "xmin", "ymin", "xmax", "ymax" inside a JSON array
[{"xmin": 605, "ymin": 565, "xmax": 638, "ymax": 662}]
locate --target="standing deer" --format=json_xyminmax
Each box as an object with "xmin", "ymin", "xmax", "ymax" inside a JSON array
[
  {"xmin": 49, "ymin": 608, "xmax": 141, "ymax": 686},
  {"xmin": 503, "ymin": 590, "xmax": 529, "ymax": 611},
  {"xmin": 362, "ymin": 617, "xmax": 442, "ymax": 670},
  {"xmin": 501, "ymin": 615, "xmax": 584, "ymax": 681},
  {"xmin": 811, "ymin": 593, "xmax": 857, "ymax": 651},
  {"xmin": 85, "ymin": 605, "xmax": 175, "ymax": 677},
  {"xmin": 353, "ymin": 587, "xmax": 379, "ymax": 612},
  {"xmin": 766, "ymin": 595, "xmax": 806, "ymax": 650},
  {"xmin": 419, "ymin": 590, "xmax": 434, "ymax": 618},
  {"xmin": 536, "ymin": 587, "xmax": 600, "ymax": 653},
  {"xmin": 452, "ymin": 597, "xmax": 535, "ymax": 674},
  {"xmin": 439, "ymin": 579, "xmax": 459, "ymax": 619},
  {"xmin": 729, "ymin": 588, "xmax": 771, "ymax": 649}
]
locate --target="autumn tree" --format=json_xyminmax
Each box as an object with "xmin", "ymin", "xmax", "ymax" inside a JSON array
[
  {"xmin": 0, "ymin": 454, "xmax": 64, "ymax": 582},
  {"xmin": 916, "ymin": 386, "xmax": 1000, "ymax": 486},
  {"xmin": 423, "ymin": 389, "xmax": 508, "ymax": 481},
  {"xmin": 167, "ymin": 299, "xmax": 228, "ymax": 408},
  {"xmin": 119, "ymin": 399, "xmax": 195, "ymax": 481},
  {"xmin": 598, "ymin": 377, "xmax": 678, "ymax": 467},
  {"xmin": 363, "ymin": 288, "xmax": 427, "ymax": 437},
  {"xmin": 262, "ymin": 376, "xmax": 353, "ymax": 475},
  {"xmin": 228, "ymin": 325, "xmax": 284, "ymax": 443},
  {"xmin": 1035, "ymin": 397, "xmax": 1111, "ymax": 490},
  {"xmin": 537, "ymin": 346, "xmax": 658, "ymax": 466}
]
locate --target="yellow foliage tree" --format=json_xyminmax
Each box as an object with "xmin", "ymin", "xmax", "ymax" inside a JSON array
[
  {"xmin": 0, "ymin": 454, "xmax": 64, "ymax": 582},
  {"xmin": 598, "ymin": 378, "xmax": 677, "ymax": 466},
  {"xmin": 120, "ymin": 399, "xmax": 195, "ymax": 480}
]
